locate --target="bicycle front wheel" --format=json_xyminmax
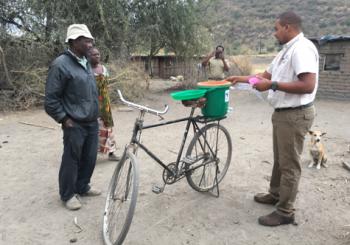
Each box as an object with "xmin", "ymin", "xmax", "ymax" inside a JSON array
[
  {"xmin": 103, "ymin": 150, "xmax": 139, "ymax": 245},
  {"xmin": 185, "ymin": 123, "xmax": 232, "ymax": 192}
]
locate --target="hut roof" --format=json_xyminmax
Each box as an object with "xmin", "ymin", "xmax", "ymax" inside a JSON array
[{"xmin": 309, "ymin": 35, "xmax": 350, "ymax": 45}]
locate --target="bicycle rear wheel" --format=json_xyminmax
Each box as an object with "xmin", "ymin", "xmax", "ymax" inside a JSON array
[
  {"xmin": 103, "ymin": 150, "xmax": 139, "ymax": 245},
  {"xmin": 185, "ymin": 123, "xmax": 232, "ymax": 192}
]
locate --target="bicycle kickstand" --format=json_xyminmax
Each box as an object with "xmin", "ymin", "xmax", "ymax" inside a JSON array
[{"xmin": 210, "ymin": 164, "xmax": 220, "ymax": 198}]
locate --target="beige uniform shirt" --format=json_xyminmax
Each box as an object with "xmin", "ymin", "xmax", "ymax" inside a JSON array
[
  {"xmin": 208, "ymin": 58, "xmax": 229, "ymax": 80},
  {"xmin": 267, "ymin": 33, "xmax": 319, "ymax": 108}
]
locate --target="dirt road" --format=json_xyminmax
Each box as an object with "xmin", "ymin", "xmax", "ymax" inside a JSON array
[{"xmin": 1, "ymin": 80, "xmax": 349, "ymax": 245}]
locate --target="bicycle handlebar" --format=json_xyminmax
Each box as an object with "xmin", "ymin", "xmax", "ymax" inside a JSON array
[{"xmin": 117, "ymin": 90, "xmax": 169, "ymax": 116}]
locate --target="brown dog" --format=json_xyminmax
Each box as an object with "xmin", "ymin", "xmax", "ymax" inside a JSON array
[{"xmin": 308, "ymin": 130, "xmax": 328, "ymax": 169}]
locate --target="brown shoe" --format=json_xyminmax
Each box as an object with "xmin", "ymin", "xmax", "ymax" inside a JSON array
[
  {"xmin": 254, "ymin": 193, "xmax": 279, "ymax": 205},
  {"xmin": 258, "ymin": 211, "xmax": 295, "ymax": 226}
]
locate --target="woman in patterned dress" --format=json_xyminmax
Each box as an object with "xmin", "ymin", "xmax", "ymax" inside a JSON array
[{"xmin": 89, "ymin": 47, "xmax": 119, "ymax": 161}]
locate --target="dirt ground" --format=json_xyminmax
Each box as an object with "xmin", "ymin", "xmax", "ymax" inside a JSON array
[{"xmin": 1, "ymin": 79, "xmax": 350, "ymax": 245}]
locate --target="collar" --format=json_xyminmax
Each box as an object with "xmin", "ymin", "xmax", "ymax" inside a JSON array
[
  {"xmin": 283, "ymin": 32, "xmax": 304, "ymax": 49},
  {"xmin": 68, "ymin": 49, "xmax": 87, "ymax": 62},
  {"xmin": 67, "ymin": 49, "xmax": 88, "ymax": 70}
]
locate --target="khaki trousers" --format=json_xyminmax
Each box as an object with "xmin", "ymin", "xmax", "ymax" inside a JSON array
[{"xmin": 269, "ymin": 106, "xmax": 315, "ymax": 213}]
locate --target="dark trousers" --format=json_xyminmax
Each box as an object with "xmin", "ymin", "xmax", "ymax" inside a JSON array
[{"xmin": 59, "ymin": 120, "xmax": 98, "ymax": 201}]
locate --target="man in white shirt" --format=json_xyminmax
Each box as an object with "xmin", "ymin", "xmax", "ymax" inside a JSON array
[{"xmin": 226, "ymin": 11, "xmax": 318, "ymax": 226}]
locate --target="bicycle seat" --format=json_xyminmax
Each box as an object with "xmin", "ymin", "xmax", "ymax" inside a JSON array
[{"xmin": 181, "ymin": 97, "xmax": 207, "ymax": 108}]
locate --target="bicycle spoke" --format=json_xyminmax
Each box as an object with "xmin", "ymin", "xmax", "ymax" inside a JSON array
[
  {"xmin": 198, "ymin": 165, "xmax": 207, "ymax": 187},
  {"xmin": 103, "ymin": 151, "xmax": 139, "ymax": 245},
  {"xmin": 108, "ymin": 164, "xmax": 133, "ymax": 238},
  {"xmin": 186, "ymin": 123, "xmax": 232, "ymax": 192}
]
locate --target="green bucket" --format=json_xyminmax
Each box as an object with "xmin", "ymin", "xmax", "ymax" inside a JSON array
[{"xmin": 197, "ymin": 81, "xmax": 231, "ymax": 118}]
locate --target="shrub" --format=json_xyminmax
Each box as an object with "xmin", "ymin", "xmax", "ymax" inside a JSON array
[
  {"xmin": 106, "ymin": 61, "xmax": 147, "ymax": 104},
  {"xmin": 227, "ymin": 56, "xmax": 252, "ymax": 75},
  {"xmin": 0, "ymin": 58, "xmax": 148, "ymax": 111}
]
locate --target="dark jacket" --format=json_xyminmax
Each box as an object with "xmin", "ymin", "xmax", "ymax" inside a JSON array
[{"xmin": 45, "ymin": 50, "xmax": 99, "ymax": 123}]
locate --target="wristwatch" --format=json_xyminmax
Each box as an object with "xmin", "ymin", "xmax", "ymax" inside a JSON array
[{"xmin": 271, "ymin": 81, "xmax": 278, "ymax": 92}]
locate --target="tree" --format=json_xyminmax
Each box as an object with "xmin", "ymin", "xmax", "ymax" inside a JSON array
[{"xmin": 129, "ymin": 0, "xmax": 210, "ymax": 75}]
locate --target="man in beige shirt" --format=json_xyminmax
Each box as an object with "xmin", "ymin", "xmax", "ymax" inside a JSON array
[{"xmin": 202, "ymin": 45, "xmax": 230, "ymax": 80}]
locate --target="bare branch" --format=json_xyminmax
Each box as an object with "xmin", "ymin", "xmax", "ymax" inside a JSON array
[{"xmin": 0, "ymin": 45, "xmax": 13, "ymax": 89}]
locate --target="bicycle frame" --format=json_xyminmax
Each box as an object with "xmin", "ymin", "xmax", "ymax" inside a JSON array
[{"xmin": 128, "ymin": 106, "xmax": 225, "ymax": 181}]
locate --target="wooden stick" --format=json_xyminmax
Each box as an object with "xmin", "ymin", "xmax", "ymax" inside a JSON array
[
  {"xmin": 18, "ymin": 121, "xmax": 56, "ymax": 130},
  {"xmin": 343, "ymin": 161, "xmax": 350, "ymax": 172},
  {"xmin": 73, "ymin": 217, "xmax": 83, "ymax": 233}
]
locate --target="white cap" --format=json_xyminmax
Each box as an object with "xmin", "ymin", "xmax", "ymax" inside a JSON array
[{"xmin": 65, "ymin": 24, "xmax": 94, "ymax": 43}]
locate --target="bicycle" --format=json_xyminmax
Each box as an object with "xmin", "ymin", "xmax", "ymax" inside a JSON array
[{"xmin": 103, "ymin": 90, "xmax": 232, "ymax": 245}]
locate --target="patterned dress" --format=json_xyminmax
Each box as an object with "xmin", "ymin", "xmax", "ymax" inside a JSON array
[{"xmin": 95, "ymin": 66, "xmax": 117, "ymax": 154}]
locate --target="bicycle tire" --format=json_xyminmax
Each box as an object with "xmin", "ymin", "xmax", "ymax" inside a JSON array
[
  {"xmin": 103, "ymin": 150, "xmax": 139, "ymax": 245},
  {"xmin": 185, "ymin": 123, "xmax": 232, "ymax": 192}
]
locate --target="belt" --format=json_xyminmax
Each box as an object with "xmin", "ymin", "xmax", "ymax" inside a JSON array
[{"xmin": 274, "ymin": 102, "xmax": 313, "ymax": 112}]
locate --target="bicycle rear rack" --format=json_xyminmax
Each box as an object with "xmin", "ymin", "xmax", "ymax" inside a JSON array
[{"xmin": 194, "ymin": 115, "xmax": 226, "ymax": 124}]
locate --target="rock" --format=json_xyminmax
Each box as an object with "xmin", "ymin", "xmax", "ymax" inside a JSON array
[{"xmin": 70, "ymin": 238, "xmax": 77, "ymax": 243}]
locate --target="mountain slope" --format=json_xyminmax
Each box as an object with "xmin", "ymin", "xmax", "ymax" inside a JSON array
[{"xmin": 205, "ymin": 0, "xmax": 350, "ymax": 54}]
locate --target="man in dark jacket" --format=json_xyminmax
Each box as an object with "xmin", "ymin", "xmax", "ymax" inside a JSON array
[{"xmin": 45, "ymin": 24, "xmax": 100, "ymax": 210}]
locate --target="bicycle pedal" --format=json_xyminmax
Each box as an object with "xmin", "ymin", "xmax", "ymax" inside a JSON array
[{"xmin": 152, "ymin": 185, "xmax": 164, "ymax": 194}]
